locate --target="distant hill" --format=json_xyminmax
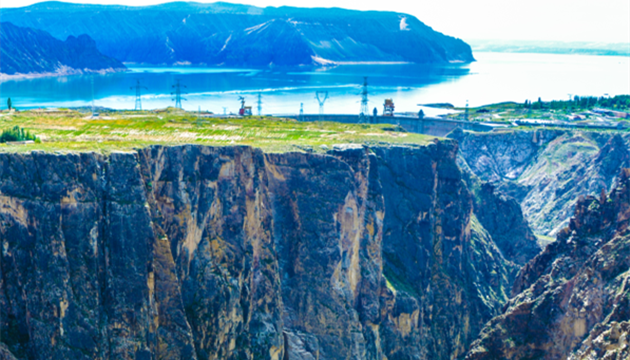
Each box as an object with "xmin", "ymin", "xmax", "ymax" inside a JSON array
[
  {"xmin": 0, "ymin": 22, "xmax": 126, "ymax": 77},
  {"xmin": 468, "ymin": 39, "xmax": 630, "ymax": 57},
  {"xmin": 1, "ymin": 1, "xmax": 475, "ymax": 67}
]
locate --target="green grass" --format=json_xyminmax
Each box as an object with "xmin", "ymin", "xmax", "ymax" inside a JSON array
[
  {"xmin": 0, "ymin": 109, "xmax": 436, "ymax": 153},
  {"xmin": 549, "ymin": 141, "xmax": 598, "ymax": 163},
  {"xmin": 443, "ymin": 98, "xmax": 630, "ymax": 123},
  {"xmin": 535, "ymin": 234, "xmax": 556, "ymax": 248}
]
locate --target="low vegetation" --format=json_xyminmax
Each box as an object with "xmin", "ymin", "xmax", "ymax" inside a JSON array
[
  {"xmin": 442, "ymin": 95, "xmax": 630, "ymax": 124},
  {"xmin": 0, "ymin": 125, "xmax": 38, "ymax": 143},
  {"xmin": 0, "ymin": 108, "xmax": 434, "ymax": 153}
]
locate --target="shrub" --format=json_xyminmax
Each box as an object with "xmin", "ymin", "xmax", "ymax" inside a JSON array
[{"xmin": 0, "ymin": 126, "xmax": 38, "ymax": 143}]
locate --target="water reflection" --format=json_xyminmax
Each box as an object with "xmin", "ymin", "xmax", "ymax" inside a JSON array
[{"xmin": 1, "ymin": 52, "xmax": 628, "ymax": 115}]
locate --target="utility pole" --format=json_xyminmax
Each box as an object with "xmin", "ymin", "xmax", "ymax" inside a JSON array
[
  {"xmin": 360, "ymin": 77, "xmax": 369, "ymax": 116},
  {"xmin": 91, "ymin": 75, "xmax": 96, "ymax": 116},
  {"xmin": 316, "ymin": 91, "xmax": 328, "ymax": 121},
  {"xmin": 257, "ymin": 92, "xmax": 263, "ymax": 116},
  {"xmin": 171, "ymin": 80, "xmax": 187, "ymax": 109},
  {"xmin": 465, "ymin": 100, "xmax": 469, "ymax": 121},
  {"xmin": 131, "ymin": 79, "xmax": 147, "ymax": 111}
]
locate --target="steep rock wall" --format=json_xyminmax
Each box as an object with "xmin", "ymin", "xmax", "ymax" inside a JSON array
[
  {"xmin": 451, "ymin": 129, "xmax": 630, "ymax": 236},
  {"xmin": 0, "ymin": 144, "xmax": 527, "ymax": 359},
  {"xmin": 467, "ymin": 169, "xmax": 630, "ymax": 359}
]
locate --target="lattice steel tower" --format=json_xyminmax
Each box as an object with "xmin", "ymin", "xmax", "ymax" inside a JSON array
[
  {"xmin": 316, "ymin": 91, "xmax": 328, "ymax": 120},
  {"xmin": 360, "ymin": 77, "xmax": 369, "ymax": 116},
  {"xmin": 131, "ymin": 79, "xmax": 147, "ymax": 111},
  {"xmin": 171, "ymin": 80, "xmax": 187, "ymax": 109}
]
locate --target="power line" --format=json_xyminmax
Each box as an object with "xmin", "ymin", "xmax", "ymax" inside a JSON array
[
  {"xmin": 131, "ymin": 79, "xmax": 147, "ymax": 111},
  {"xmin": 171, "ymin": 80, "xmax": 187, "ymax": 109}
]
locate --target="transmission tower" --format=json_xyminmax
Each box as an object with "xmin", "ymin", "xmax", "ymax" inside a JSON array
[
  {"xmin": 257, "ymin": 92, "xmax": 263, "ymax": 116},
  {"xmin": 316, "ymin": 91, "xmax": 329, "ymax": 120},
  {"xmin": 171, "ymin": 80, "xmax": 187, "ymax": 109},
  {"xmin": 360, "ymin": 77, "xmax": 369, "ymax": 116},
  {"xmin": 131, "ymin": 79, "xmax": 148, "ymax": 111}
]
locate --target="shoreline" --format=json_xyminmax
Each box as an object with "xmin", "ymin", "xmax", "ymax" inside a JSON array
[{"xmin": 0, "ymin": 67, "xmax": 127, "ymax": 81}]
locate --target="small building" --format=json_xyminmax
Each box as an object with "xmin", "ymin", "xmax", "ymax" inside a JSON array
[
  {"xmin": 383, "ymin": 99, "xmax": 395, "ymax": 116},
  {"xmin": 239, "ymin": 106, "xmax": 252, "ymax": 116}
]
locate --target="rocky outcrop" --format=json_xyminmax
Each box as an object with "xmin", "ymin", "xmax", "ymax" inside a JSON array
[
  {"xmin": 451, "ymin": 129, "xmax": 630, "ymax": 236},
  {"xmin": 457, "ymin": 157, "xmax": 541, "ymax": 266},
  {"xmin": 373, "ymin": 144, "xmax": 518, "ymax": 359},
  {"xmin": 0, "ymin": 22, "xmax": 126, "ymax": 77},
  {"xmin": 467, "ymin": 168, "xmax": 630, "ymax": 359},
  {"xmin": 474, "ymin": 182, "xmax": 540, "ymax": 266},
  {"xmin": 0, "ymin": 143, "xmax": 533, "ymax": 359}
]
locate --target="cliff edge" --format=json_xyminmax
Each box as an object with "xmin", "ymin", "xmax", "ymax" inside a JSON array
[{"xmin": 0, "ymin": 143, "xmax": 533, "ymax": 359}]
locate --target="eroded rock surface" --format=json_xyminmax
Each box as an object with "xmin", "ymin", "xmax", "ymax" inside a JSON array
[
  {"xmin": 451, "ymin": 129, "xmax": 630, "ymax": 236},
  {"xmin": 0, "ymin": 144, "xmax": 533, "ymax": 359},
  {"xmin": 467, "ymin": 169, "xmax": 630, "ymax": 360}
]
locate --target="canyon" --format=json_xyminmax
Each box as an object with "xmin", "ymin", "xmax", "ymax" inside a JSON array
[
  {"xmin": 0, "ymin": 142, "xmax": 524, "ymax": 359},
  {"xmin": 1, "ymin": 127, "xmax": 630, "ymax": 359}
]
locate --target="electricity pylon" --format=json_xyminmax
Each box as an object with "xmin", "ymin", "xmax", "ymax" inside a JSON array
[
  {"xmin": 316, "ymin": 91, "xmax": 328, "ymax": 120},
  {"xmin": 360, "ymin": 77, "xmax": 369, "ymax": 116},
  {"xmin": 131, "ymin": 79, "xmax": 147, "ymax": 111},
  {"xmin": 171, "ymin": 80, "xmax": 187, "ymax": 109}
]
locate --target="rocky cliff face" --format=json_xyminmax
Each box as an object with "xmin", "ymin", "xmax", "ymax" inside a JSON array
[
  {"xmin": 458, "ymin": 159, "xmax": 541, "ymax": 266},
  {"xmin": 451, "ymin": 129, "xmax": 630, "ymax": 236},
  {"xmin": 467, "ymin": 168, "xmax": 630, "ymax": 359},
  {"xmin": 0, "ymin": 143, "xmax": 532, "ymax": 359},
  {"xmin": 0, "ymin": 22, "xmax": 126, "ymax": 77}
]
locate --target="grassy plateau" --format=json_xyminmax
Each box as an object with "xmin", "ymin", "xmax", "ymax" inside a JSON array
[{"xmin": 0, "ymin": 108, "xmax": 435, "ymax": 153}]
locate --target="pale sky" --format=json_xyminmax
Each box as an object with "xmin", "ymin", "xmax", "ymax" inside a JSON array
[{"xmin": 2, "ymin": 0, "xmax": 629, "ymax": 43}]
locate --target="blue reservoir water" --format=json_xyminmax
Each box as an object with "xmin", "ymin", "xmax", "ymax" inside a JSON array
[{"xmin": 0, "ymin": 52, "xmax": 628, "ymax": 115}]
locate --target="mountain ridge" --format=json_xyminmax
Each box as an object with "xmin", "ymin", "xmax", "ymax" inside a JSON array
[
  {"xmin": 0, "ymin": 21, "xmax": 126, "ymax": 78},
  {"xmin": 1, "ymin": 1, "xmax": 474, "ymax": 67}
]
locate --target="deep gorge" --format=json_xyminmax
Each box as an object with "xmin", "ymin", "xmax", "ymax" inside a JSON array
[{"xmin": 2, "ymin": 129, "xmax": 630, "ymax": 359}]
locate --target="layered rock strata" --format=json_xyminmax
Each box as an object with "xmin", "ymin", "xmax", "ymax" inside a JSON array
[
  {"xmin": 467, "ymin": 168, "xmax": 630, "ymax": 359},
  {"xmin": 0, "ymin": 143, "xmax": 529, "ymax": 359},
  {"xmin": 451, "ymin": 129, "xmax": 630, "ymax": 236}
]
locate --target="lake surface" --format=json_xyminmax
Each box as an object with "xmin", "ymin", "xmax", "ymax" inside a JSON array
[{"xmin": 1, "ymin": 52, "xmax": 628, "ymax": 115}]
